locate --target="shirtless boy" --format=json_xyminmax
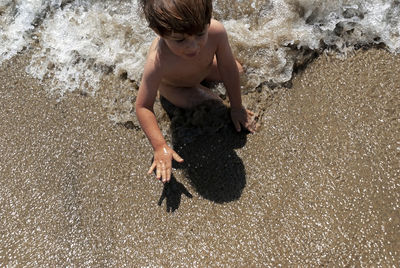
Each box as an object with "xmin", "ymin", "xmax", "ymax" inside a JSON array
[{"xmin": 136, "ymin": 0, "xmax": 257, "ymax": 183}]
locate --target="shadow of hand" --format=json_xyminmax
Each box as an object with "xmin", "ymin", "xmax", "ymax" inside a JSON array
[{"xmin": 158, "ymin": 175, "xmax": 193, "ymax": 212}]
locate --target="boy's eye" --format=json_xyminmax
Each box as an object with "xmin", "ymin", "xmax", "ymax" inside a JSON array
[
  {"xmin": 175, "ymin": 39, "xmax": 185, "ymax": 43},
  {"xmin": 197, "ymin": 32, "xmax": 206, "ymax": 36}
]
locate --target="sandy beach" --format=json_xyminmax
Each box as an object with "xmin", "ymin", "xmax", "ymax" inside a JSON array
[{"xmin": 0, "ymin": 48, "xmax": 399, "ymax": 266}]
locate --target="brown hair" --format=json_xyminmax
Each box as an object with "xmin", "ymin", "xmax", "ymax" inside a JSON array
[{"xmin": 140, "ymin": 0, "xmax": 212, "ymax": 36}]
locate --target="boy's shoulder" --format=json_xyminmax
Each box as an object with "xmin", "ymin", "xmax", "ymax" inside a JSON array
[
  {"xmin": 145, "ymin": 37, "xmax": 162, "ymax": 65},
  {"xmin": 208, "ymin": 19, "xmax": 227, "ymax": 36}
]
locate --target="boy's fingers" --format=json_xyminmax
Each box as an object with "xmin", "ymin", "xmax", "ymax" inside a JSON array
[
  {"xmin": 242, "ymin": 119, "xmax": 255, "ymax": 133},
  {"xmin": 161, "ymin": 162, "xmax": 167, "ymax": 182},
  {"xmin": 148, "ymin": 162, "xmax": 157, "ymax": 174},
  {"xmin": 167, "ymin": 169, "xmax": 171, "ymax": 182},
  {"xmin": 156, "ymin": 162, "xmax": 162, "ymax": 179},
  {"xmin": 172, "ymin": 152, "xmax": 184, "ymax": 162},
  {"xmin": 246, "ymin": 125, "xmax": 254, "ymax": 133}
]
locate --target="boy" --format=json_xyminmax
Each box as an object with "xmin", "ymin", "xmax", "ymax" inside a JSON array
[{"xmin": 136, "ymin": 0, "xmax": 257, "ymax": 183}]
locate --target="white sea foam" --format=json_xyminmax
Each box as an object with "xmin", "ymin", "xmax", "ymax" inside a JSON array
[
  {"xmin": 26, "ymin": 0, "xmax": 153, "ymax": 96},
  {"xmin": 0, "ymin": 0, "xmax": 64, "ymax": 62},
  {"xmin": 1, "ymin": 0, "xmax": 399, "ymax": 99},
  {"xmin": 216, "ymin": 0, "xmax": 400, "ymax": 87}
]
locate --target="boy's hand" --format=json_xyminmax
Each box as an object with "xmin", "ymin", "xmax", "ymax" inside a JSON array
[
  {"xmin": 230, "ymin": 106, "xmax": 257, "ymax": 133},
  {"xmin": 148, "ymin": 144, "xmax": 184, "ymax": 183}
]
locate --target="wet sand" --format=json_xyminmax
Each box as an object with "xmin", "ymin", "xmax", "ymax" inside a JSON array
[{"xmin": 0, "ymin": 48, "xmax": 399, "ymax": 266}]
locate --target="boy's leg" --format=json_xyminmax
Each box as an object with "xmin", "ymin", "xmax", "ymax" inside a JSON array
[
  {"xmin": 204, "ymin": 56, "xmax": 243, "ymax": 82},
  {"xmin": 159, "ymin": 57, "xmax": 243, "ymax": 109},
  {"xmin": 159, "ymin": 84, "xmax": 221, "ymax": 109}
]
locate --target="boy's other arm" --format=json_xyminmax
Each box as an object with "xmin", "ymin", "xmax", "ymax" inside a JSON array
[
  {"xmin": 214, "ymin": 22, "xmax": 256, "ymax": 133},
  {"xmin": 214, "ymin": 21, "xmax": 242, "ymax": 109}
]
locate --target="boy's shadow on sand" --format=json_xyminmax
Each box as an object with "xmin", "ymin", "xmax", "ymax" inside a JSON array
[
  {"xmin": 174, "ymin": 129, "xmax": 247, "ymax": 202},
  {"xmin": 157, "ymin": 98, "xmax": 247, "ymax": 211}
]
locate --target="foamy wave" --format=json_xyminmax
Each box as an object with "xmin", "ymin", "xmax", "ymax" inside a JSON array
[
  {"xmin": 0, "ymin": 0, "xmax": 65, "ymax": 63},
  {"xmin": 218, "ymin": 0, "xmax": 400, "ymax": 87}
]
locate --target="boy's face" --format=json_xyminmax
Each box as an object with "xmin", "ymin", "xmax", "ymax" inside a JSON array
[{"xmin": 162, "ymin": 24, "xmax": 209, "ymax": 60}]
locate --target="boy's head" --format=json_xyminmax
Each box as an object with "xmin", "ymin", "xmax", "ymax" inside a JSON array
[{"xmin": 140, "ymin": 0, "xmax": 213, "ymax": 37}]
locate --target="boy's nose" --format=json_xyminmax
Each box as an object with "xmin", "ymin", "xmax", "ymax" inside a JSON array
[{"xmin": 185, "ymin": 38, "xmax": 200, "ymax": 51}]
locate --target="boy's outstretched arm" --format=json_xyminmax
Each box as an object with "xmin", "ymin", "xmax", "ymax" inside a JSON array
[
  {"xmin": 136, "ymin": 56, "xmax": 183, "ymax": 183},
  {"xmin": 213, "ymin": 21, "xmax": 257, "ymax": 133}
]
